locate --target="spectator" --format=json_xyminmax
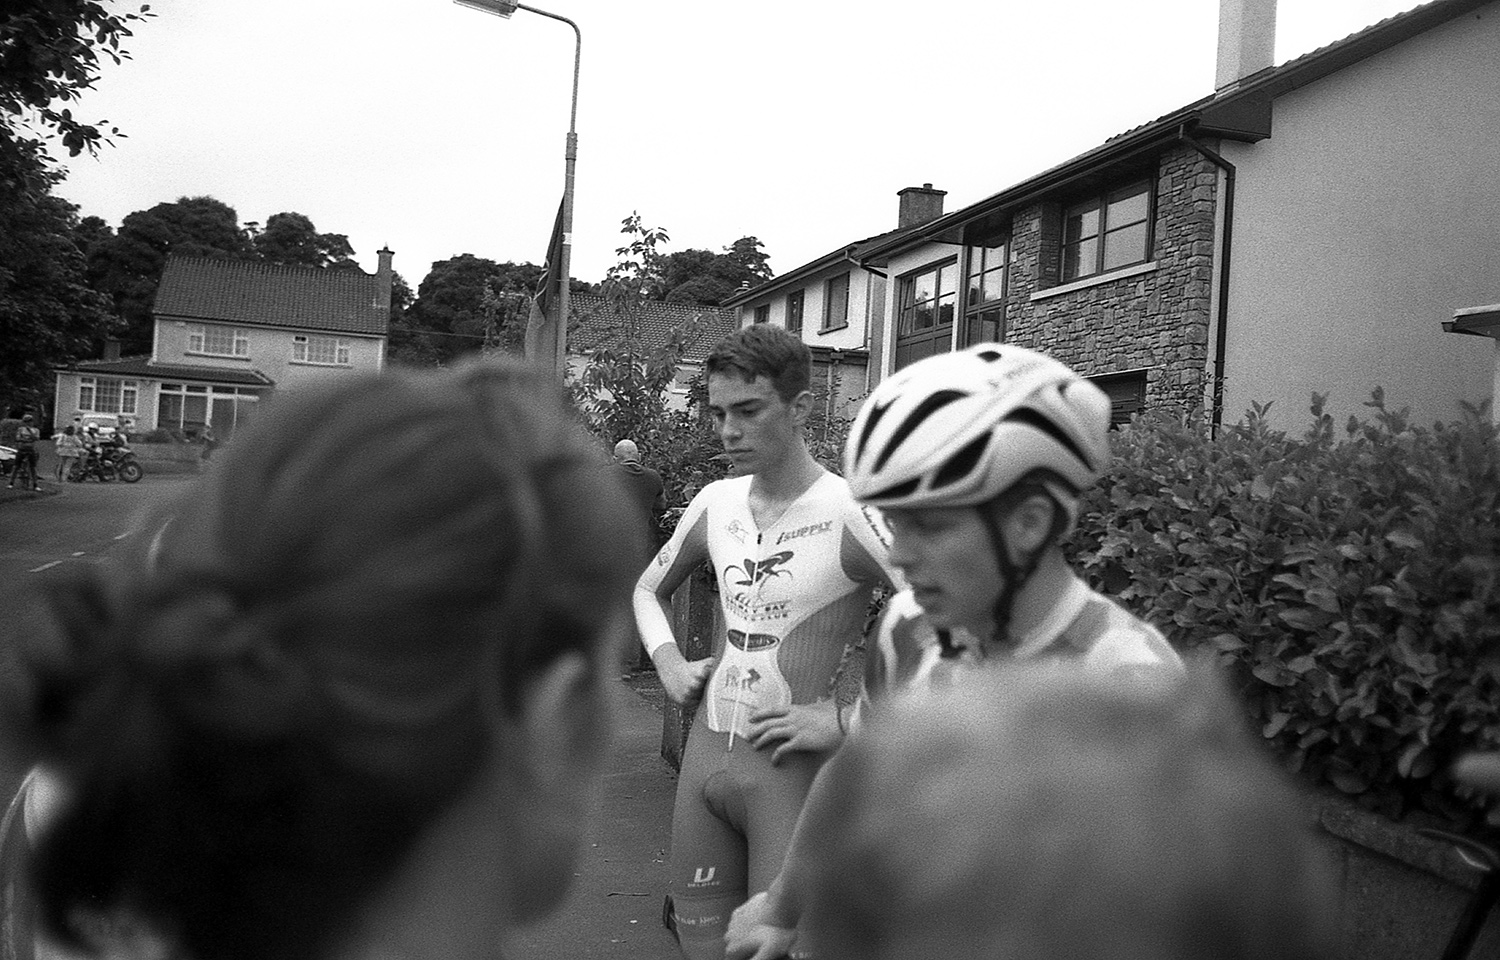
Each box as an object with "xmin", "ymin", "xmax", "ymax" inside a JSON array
[
  {"xmin": 794, "ymin": 662, "xmax": 1336, "ymax": 960},
  {"xmin": 612, "ymin": 438, "xmax": 667, "ymax": 544},
  {"xmin": 1, "ymin": 359, "xmax": 645, "ymax": 960},
  {"xmin": 9, "ymin": 415, "xmax": 41, "ymax": 491},
  {"xmin": 54, "ymin": 426, "xmax": 82, "ymax": 483}
]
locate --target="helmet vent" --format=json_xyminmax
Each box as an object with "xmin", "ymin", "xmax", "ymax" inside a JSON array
[
  {"xmin": 871, "ymin": 477, "xmax": 922, "ymax": 503},
  {"xmin": 854, "ymin": 398, "xmax": 893, "ymax": 464},
  {"xmin": 975, "ymin": 348, "xmax": 1003, "ymax": 363},
  {"xmin": 932, "ymin": 433, "xmax": 990, "ymax": 489},
  {"xmin": 1004, "ymin": 407, "xmax": 1095, "ymax": 471},
  {"xmin": 873, "ymin": 389, "xmax": 967, "ymax": 472}
]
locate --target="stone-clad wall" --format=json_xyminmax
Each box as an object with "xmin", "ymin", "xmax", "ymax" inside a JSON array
[{"xmin": 1004, "ymin": 144, "xmax": 1217, "ymax": 417}]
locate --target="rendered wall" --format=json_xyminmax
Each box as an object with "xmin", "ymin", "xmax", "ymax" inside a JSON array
[{"xmin": 1219, "ymin": 5, "xmax": 1500, "ymax": 430}]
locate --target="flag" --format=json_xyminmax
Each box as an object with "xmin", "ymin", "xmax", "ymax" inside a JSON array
[{"xmin": 525, "ymin": 198, "xmax": 567, "ymax": 364}]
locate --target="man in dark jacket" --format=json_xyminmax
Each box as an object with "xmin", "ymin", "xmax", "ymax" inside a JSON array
[{"xmin": 613, "ymin": 439, "xmax": 666, "ymax": 543}]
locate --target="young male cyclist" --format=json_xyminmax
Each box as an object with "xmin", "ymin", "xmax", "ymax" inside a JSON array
[
  {"xmin": 635, "ymin": 323, "xmax": 900, "ymax": 960},
  {"xmin": 726, "ymin": 343, "xmax": 1184, "ymax": 960}
]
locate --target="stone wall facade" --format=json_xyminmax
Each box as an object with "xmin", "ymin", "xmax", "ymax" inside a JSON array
[{"xmin": 1003, "ymin": 144, "xmax": 1218, "ymax": 417}]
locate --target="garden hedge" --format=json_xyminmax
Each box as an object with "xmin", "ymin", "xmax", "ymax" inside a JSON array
[{"xmin": 1066, "ymin": 391, "xmax": 1500, "ymax": 827}]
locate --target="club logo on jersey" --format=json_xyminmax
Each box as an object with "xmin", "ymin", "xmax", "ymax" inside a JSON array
[
  {"xmin": 655, "ymin": 546, "xmax": 672, "ymax": 567},
  {"xmin": 721, "ymin": 664, "xmax": 763, "ymax": 694},
  {"xmin": 689, "ymin": 866, "xmax": 719, "ymax": 888},
  {"xmin": 726, "ymin": 518, "xmax": 753, "ymax": 544},
  {"xmin": 775, "ymin": 520, "xmax": 834, "ymax": 545},
  {"xmin": 726, "ymin": 551, "xmax": 794, "ymax": 589}
]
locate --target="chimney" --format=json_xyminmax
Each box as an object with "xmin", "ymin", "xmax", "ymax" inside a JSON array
[
  {"xmin": 103, "ymin": 338, "xmax": 121, "ymax": 361},
  {"xmin": 897, "ymin": 184, "xmax": 946, "ymax": 229},
  {"xmin": 1216, "ymin": 0, "xmax": 1277, "ymax": 90},
  {"xmin": 376, "ymin": 246, "xmax": 394, "ymax": 314}
]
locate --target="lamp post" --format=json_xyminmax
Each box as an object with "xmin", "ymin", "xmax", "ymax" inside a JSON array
[{"xmin": 455, "ymin": 0, "xmax": 579, "ymax": 376}]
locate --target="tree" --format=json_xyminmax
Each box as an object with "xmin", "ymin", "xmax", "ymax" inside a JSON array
[
  {"xmin": 571, "ymin": 215, "xmax": 728, "ymax": 508},
  {"xmin": 85, "ymin": 196, "xmax": 252, "ymax": 354},
  {"xmin": 0, "ymin": 191, "xmax": 115, "ymax": 408},
  {"xmin": 657, "ymin": 235, "xmax": 775, "ymax": 305},
  {"xmin": 252, "ymin": 211, "xmax": 357, "ymax": 268},
  {"xmin": 0, "ymin": 1, "xmax": 154, "ymax": 196},
  {"xmin": 395, "ymin": 256, "xmax": 545, "ymax": 366}
]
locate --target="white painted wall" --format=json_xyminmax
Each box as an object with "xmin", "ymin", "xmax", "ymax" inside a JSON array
[
  {"xmin": 1219, "ymin": 4, "xmax": 1500, "ymax": 430},
  {"xmin": 153, "ymin": 319, "xmax": 386, "ymax": 391}
]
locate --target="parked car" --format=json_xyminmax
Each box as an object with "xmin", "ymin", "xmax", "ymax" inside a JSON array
[
  {"xmin": 75, "ymin": 413, "xmax": 121, "ymax": 438},
  {"xmin": 0, "ymin": 444, "xmax": 13, "ymax": 480}
]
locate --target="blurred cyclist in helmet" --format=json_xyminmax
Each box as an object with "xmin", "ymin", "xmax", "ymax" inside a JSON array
[{"xmin": 727, "ymin": 343, "xmax": 1184, "ymax": 960}]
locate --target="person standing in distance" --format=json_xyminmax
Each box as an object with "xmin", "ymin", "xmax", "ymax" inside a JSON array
[
  {"xmin": 635, "ymin": 324, "xmax": 900, "ymax": 960},
  {"xmin": 613, "ymin": 438, "xmax": 668, "ymax": 543}
]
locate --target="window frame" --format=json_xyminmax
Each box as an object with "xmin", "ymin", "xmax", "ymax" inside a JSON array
[
  {"xmin": 753, "ymin": 304, "xmax": 770, "ymax": 325},
  {"xmin": 77, "ymin": 376, "xmax": 139, "ymax": 414},
  {"xmin": 1060, "ymin": 179, "xmax": 1154, "ymax": 284},
  {"xmin": 292, "ymin": 334, "xmax": 351, "ymax": 366},
  {"xmin": 187, "ymin": 323, "xmax": 250, "ymax": 358},
  {"xmin": 821, "ymin": 272, "xmax": 850, "ymax": 333},
  {"xmin": 785, "ymin": 289, "xmax": 805, "ymax": 335},
  {"xmin": 960, "ymin": 238, "xmax": 1009, "ymax": 347},
  {"xmin": 893, "ymin": 257, "xmax": 959, "ymax": 371}
]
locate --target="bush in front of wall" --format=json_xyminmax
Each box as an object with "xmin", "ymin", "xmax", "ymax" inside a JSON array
[{"xmin": 1066, "ymin": 390, "xmax": 1500, "ymax": 826}]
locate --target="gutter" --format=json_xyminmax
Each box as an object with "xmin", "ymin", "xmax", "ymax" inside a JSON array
[{"xmin": 1177, "ymin": 124, "xmax": 1235, "ymax": 433}]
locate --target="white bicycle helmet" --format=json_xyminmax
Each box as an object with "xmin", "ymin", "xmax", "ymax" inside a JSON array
[{"xmin": 845, "ymin": 344, "xmax": 1112, "ymax": 526}]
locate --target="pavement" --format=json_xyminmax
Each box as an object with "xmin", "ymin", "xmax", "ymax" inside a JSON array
[{"xmin": 504, "ymin": 669, "xmax": 681, "ymax": 960}]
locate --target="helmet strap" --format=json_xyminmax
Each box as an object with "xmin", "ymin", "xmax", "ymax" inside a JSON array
[{"xmin": 975, "ymin": 495, "xmax": 1051, "ymax": 650}]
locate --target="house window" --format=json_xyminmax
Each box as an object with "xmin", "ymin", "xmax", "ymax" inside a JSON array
[
  {"xmin": 822, "ymin": 273, "xmax": 850, "ymax": 332},
  {"xmin": 1089, "ymin": 370, "xmax": 1148, "ymax": 428},
  {"xmin": 158, "ymin": 383, "xmax": 259, "ymax": 437},
  {"xmin": 1061, "ymin": 180, "xmax": 1152, "ymax": 283},
  {"xmin": 961, "ymin": 241, "xmax": 1007, "ymax": 346},
  {"xmin": 753, "ymin": 304, "xmax": 770, "ymax": 324},
  {"xmin": 77, "ymin": 377, "xmax": 139, "ymax": 414},
  {"xmin": 293, "ymin": 334, "xmax": 350, "ymax": 365},
  {"xmin": 786, "ymin": 290, "xmax": 805, "ymax": 334},
  {"xmin": 894, "ymin": 258, "xmax": 958, "ymax": 371},
  {"xmin": 187, "ymin": 324, "xmax": 249, "ymax": 358}
]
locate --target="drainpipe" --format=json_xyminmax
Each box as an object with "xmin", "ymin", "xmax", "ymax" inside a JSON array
[{"xmin": 1178, "ymin": 124, "xmax": 1235, "ymax": 433}]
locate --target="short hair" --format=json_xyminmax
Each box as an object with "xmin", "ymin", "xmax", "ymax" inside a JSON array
[
  {"xmin": 799, "ymin": 662, "xmax": 1336, "ymax": 960},
  {"xmin": 9, "ymin": 358, "xmax": 645, "ymax": 960},
  {"xmin": 704, "ymin": 324, "xmax": 811, "ymax": 401},
  {"xmin": 613, "ymin": 439, "xmax": 640, "ymax": 462}
]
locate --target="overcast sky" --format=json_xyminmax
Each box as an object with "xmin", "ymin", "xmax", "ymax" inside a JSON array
[{"xmin": 53, "ymin": 0, "xmax": 1424, "ymax": 287}]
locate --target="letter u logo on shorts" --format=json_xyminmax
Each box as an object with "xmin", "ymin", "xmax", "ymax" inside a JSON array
[{"xmin": 692, "ymin": 866, "xmax": 717, "ymax": 886}]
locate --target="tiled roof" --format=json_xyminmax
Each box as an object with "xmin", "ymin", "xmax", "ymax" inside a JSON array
[
  {"xmin": 153, "ymin": 256, "xmax": 389, "ymax": 336},
  {"xmin": 570, "ymin": 294, "xmax": 736, "ymax": 362},
  {"xmin": 721, "ymin": 223, "xmax": 915, "ymax": 308},
  {"xmin": 59, "ymin": 355, "xmax": 275, "ymax": 387},
  {"xmin": 858, "ymin": 0, "xmax": 1490, "ymax": 264}
]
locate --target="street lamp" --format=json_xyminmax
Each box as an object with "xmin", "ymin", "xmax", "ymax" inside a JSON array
[{"xmin": 456, "ymin": 0, "xmax": 579, "ymax": 376}]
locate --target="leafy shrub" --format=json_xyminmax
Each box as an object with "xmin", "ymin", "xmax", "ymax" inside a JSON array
[
  {"xmin": 1067, "ymin": 391, "xmax": 1500, "ymax": 825},
  {"xmin": 136, "ymin": 427, "xmax": 186, "ymax": 444}
]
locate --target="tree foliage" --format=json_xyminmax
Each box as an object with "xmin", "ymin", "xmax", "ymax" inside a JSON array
[
  {"xmin": 249, "ymin": 212, "xmax": 356, "ymax": 268},
  {"xmin": 393, "ymin": 255, "xmax": 545, "ymax": 367},
  {"xmin": 0, "ymin": 190, "xmax": 113, "ymax": 406},
  {"xmin": 1067, "ymin": 392, "xmax": 1500, "ymax": 827},
  {"xmin": 655, "ymin": 235, "xmax": 774, "ymax": 305},
  {"xmin": 0, "ymin": 0, "xmax": 154, "ymax": 194}
]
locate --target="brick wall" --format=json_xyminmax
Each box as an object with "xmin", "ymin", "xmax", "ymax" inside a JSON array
[{"xmin": 1004, "ymin": 144, "xmax": 1217, "ymax": 417}]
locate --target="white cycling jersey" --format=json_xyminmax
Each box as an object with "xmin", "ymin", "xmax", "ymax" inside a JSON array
[{"xmin": 635, "ymin": 472, "xmax": 899, "ymax": 740}]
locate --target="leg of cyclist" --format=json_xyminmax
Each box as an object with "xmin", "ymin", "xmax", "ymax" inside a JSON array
[{"xmin": 670, "ymin": 722, "xmax": 748, "ymax": 960}]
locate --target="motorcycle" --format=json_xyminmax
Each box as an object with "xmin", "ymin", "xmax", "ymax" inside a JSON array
[{"xmin": 70, "ymin": 443, "xmax": 144, "ymax": 484}]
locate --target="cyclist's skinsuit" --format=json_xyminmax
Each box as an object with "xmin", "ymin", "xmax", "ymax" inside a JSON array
[
  {"xmin": 635, "ymin": 472, "xmax": 898, "ymax": 960},
  {"xmin": 851, "ymin": 572, "xmax": 1184, "ymax": 730}
]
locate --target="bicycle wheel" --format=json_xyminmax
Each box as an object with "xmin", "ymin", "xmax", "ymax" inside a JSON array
[{"xmin": 118, "ymin": 460, "xmax": 143, "ymax": 483}]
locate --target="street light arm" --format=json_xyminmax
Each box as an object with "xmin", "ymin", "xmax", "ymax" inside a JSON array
[{"xmin": 516, "ymin": 3, "xmax": 581, "ymax": 136}]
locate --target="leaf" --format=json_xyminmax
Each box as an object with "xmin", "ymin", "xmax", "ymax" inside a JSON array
[
  {"xmin": 1263, "ymin": 712, "xmax": 1292, "ymax": 738},
  {"xmin": 1385, "ymin": 530, "xmax": 1423, "ymax": 550}
]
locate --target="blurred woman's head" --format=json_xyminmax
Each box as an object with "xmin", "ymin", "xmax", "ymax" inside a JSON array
[
  {"xmin": 799, "ymin": 662, "xmax": 1336, "ymax": 960},
  {"xmin": 9, "ymin": 359, "xmax": 644, "ymax": 960}
]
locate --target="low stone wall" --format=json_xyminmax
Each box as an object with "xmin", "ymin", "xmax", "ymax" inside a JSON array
[
  {"xmin": 661, "ymin": 569, "xmax": 720, "ymax": 770},
  {"xmin": 1320, "ymin": 798, "xmax": 1498, "ymax": 960}
]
